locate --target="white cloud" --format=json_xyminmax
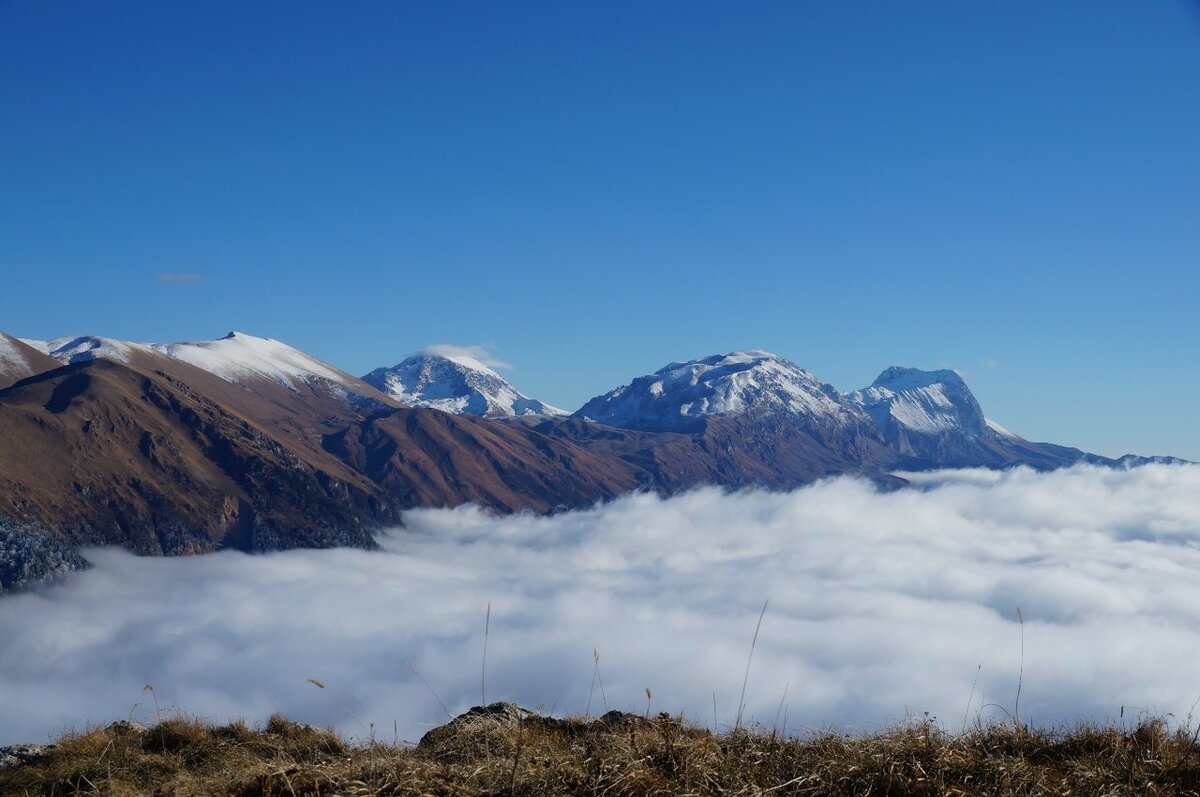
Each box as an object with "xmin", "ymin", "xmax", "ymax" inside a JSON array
[
  {"xmin": 418, "ymin": 344, "xmax": 513, "ymax": 370},
  {"xmin": 155, "ymin": 272, "xmax": 203, "ymax": 285},
  {"xmin": 3, "ymin": 464, "xmax": 1200, "ymax": 745}
]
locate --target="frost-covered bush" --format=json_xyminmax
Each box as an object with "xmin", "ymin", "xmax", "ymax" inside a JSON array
[{"xmin": 0, "ymin": 522, "xmax": 88, "ymax": 593}]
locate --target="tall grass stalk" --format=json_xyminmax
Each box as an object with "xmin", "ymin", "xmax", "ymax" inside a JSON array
[
  {"xmin": 142, "ymin": 684, "xmax": 161, "ymax": 724},
  {"xmin": 405, "ymin": 664, "xmax": 452, "ymax": 720},
  {"xmin": 482, "ymin": 601, "xmax": 491, "ymax": 706},
  {"xmin": 962, "ymin": 664, "xmax": 982, "ymax": 734},
  {"xmin": 1015, "ymin": 607, "xmax": 1025, "ymax": 728},
  {"xmin": 587, "ymin": 648, "xmax": 609, "ymax": 715},
  {"xmin": 771, "ymin": 681, "xmax": 789, "ymax": 739},
  {"xmin": 735, "ymin": 599, "xmax": 769, "ymax": 731}
]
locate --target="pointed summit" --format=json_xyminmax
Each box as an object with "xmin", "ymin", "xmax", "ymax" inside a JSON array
[
  {"xmin": 849, "ymin": 366, "xmax": 1025, "ymax": 463},
  {"xmin": 853, "ymin": 366, "xmax": 986, "ymax": 437},
  {"xmin": 361, "ymin": 352, "xmax": 566, "ymax": 418}
]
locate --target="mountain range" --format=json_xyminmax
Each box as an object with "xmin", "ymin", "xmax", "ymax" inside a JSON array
[{"xmin": 0, "ymin": 330, "xmax": 1183, "ymax": 592}]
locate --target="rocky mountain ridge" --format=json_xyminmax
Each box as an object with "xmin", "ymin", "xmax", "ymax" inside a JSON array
[{"xmin": 0, "ymin": 331, "xmax": 1185, "ymax": 592}]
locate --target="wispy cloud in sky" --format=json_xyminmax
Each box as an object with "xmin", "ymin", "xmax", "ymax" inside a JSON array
[
  {"xmin": 155, "ymin": 272, "xmax": 203, "ymax": 285},
  {"xmin": 2, "ymin": 464, "xmax": 1199, "ymax": 746},
  {"xmin": 419, "ymin": 344, "xmax": 512, "ymax": 370}
]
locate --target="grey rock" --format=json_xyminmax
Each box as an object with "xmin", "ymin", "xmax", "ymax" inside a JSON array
[
  {"xmin": 418, "ymin": 702, "xmax": 537, "ymax": 747},
  {"xmin": 597, "ymin": 710, "xmax": 653, "ymax": 727},
  {"xmin": 107, "ymin": 719, "xmax": 149, "ymax": 735},
  {"xmin": 0, "ymin": 743, "xmax": 52, "ymax": 770}
]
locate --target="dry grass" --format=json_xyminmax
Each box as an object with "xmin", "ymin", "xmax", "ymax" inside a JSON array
[{"xmin": 5, "ymin": 709, "xmax": 1200, "ymax": 796}]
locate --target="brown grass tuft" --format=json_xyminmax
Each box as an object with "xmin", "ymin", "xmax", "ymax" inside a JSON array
[{"xmin": 6, "ymin": 711, "xmax": 1200, "ymax": 795}]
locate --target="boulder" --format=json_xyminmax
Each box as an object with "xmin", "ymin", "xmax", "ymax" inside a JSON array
[{"xmin": 0, "ymin": 743, "xmax": 52, "ymax": 770}]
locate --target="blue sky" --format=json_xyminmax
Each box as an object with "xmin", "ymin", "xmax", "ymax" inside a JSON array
[{"xmin": 2, "ymin": 1, "xmax": 1198, "ymax": 459}]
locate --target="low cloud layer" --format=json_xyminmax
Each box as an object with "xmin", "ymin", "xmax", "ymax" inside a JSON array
[{"xmin": 3, "ymin": 465, "xmax": 1200, "ymax": 745}]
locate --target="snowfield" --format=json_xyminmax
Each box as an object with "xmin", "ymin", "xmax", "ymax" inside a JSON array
[
  {"xmin": 2, "ymin": 464, "xmax": 1200, "ymax": 745},
  {"xmin": 25, "ymin": 331, "xmax": 355, "ymax": 391}
]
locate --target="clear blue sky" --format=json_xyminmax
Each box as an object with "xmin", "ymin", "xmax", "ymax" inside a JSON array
[{"xmin": 2, "ymin": 1, "xmax": 1198, "ymax": 459}]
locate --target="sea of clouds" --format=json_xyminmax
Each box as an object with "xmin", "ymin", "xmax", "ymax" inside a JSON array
[{"xmin": 3, "ymin": 464, "xmax": 1200, "ymax": 745}]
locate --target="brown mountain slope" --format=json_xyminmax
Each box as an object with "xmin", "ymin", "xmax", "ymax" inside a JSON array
[
  {"xmin": 0, "ymin": 352, "xmax": 653, "ymax": 584},
  {"xmin": 520, "ymin": 414, "xmax": 901, "ymax": 494},
  {"xmin": 0, "ymin": 333, "xmax": 61, "ymax": 389},
  {"xmin": 322, "ymin": 408, "xmax": 642, "ymax": 513},
  {"xmin": 0, "ymin": 358, "xmax": 386, "ymax": 556},
  {"xmin": 111, "ymin": 345, "xmax": 402, "ymax": 490}
]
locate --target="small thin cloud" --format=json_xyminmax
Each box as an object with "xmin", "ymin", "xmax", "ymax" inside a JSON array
[
  {"xmin": 982, "ymin": 359, "xmax": 1003, "ymax": 369},
  {"xmin": 419, "ymin": 344, "xmax": 513, "ymax": 370},
  {"xmin": 156, "ymin": 273, "xmax": 203, "ymax": 285}
]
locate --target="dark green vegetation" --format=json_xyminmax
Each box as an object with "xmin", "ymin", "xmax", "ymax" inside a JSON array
[{"xmin": 6, "ymin": 705, "xmax": 1200, "ymax": 796}]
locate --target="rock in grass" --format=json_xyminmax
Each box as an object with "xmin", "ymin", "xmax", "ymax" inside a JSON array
[
  {"xmin": 0, "ymin": 744, "xmax": 52, "ymax": 770},
  {"xmin": 106, "ymin": 720, "xmax": 149, "ymax": 736},
  {"xmin": 419, "ymin": 702, "xmax": 540, "ymax": 748}
]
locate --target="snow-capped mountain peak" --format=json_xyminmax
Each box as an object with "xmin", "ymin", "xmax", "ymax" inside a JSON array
[
  {"xmin": 24, "ymin": 331, "xmax": 360, "ymax": 392},
  {"xmin": 574, "ymin": 349, "xmax": 866, "ymax": 432},
  {"xmin": 361, "ymin": 352, "xmax": 566, "ymax": 418},
  {"xmin": 147, "ymin": 331, "xmax": 353, "ymax": 390},
  {"xmin": 850, "ymin": 366, "xmax": 985, "ymax": 436},
  {"xmin": 24, "ymin": 335, "xmax": 148, "ymax": 364},
  {"xmin": 846, "ymin": 365, "xmax": 1038, "ymax": 462}
]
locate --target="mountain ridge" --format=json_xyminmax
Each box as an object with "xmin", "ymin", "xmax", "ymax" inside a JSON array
[{"xmin": 0, "ymin": 331, "xmax": 1187, "ymax": 592}]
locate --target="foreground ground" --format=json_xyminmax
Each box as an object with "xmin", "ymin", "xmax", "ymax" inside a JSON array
[{"xmin": 4, "ymin": 703, "xmax": 1200, "ymax": 796}]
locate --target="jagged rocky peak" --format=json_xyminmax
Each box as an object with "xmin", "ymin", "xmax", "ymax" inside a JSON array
[
  {"xmin": 574, "ymin": 349, "xmax": 868, "ymax": 432},
  {"xmin": 361, "ymin": 349, "xmax": 566, "ymax": 418}
]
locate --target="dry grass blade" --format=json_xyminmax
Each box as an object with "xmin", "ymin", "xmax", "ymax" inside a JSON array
[
  {"xmin": 735, "ymin": 599, "xmax": 769, "ymax": 731},
  {"xmin": 482, "ymin": 601, "xmax": 491, "ymax": 706}
]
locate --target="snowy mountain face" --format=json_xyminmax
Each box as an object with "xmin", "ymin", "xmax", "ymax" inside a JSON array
[
  {"xmin": 148, "ymin": 332, "xmax": 354, "ymax": 391},
  {"xmin": 0, "ymin": 334, "xmax": 47, "ymax": 383},
  {"xmin": 574, "ymin": 350, "xmax": 872, "ymax": 433},
  {"xmin": 23, "ymin": 335, "xmax": 147, "ymax": 365},
  {"xmin": 25, "ymin": 332, "xmax": 361, "ymax": 393},
  {"xmin": 361, "ymin": 353, "xmax": 566, "ymax": 418},
  {"xmin": 848, "ymin": 367, "xmax": 1017, "ymax": 459},
  {"xmin": 850, "ymin": 367, "xmax": 987, "ymax": 436}
]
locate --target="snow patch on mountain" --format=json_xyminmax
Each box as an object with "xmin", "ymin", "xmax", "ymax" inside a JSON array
[
  {"xmin": 575, "ymin": 350, "xmax": 867, "ymax": 432},
  {"xmin": 985, "ymin": 418, "xmax": 1020, "ymax": 440},
  {"xmin": 0, "ymin": 335, "xmax": 38, "ymax": 380},
  {"xmin": 850, "ymin": 367, "xmax": 989, "ymax": 437},
  {"xmin": 847, "ymin": 366, "xmax": 1033, "ymax": 449},
  {"xmin": 362, "ymin": 353, "xmax": 566, "ymax": 418},
  {"xmin": 25, "ymin": 332, "xmax": 356, "ymax": 392},
  {"xmin": 26, "ymin": 336, "xmax": 150, "ymax": 365},
  {"xmin": 148, "ymin": 332, "xmax": 352, "ymax": 390}
]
